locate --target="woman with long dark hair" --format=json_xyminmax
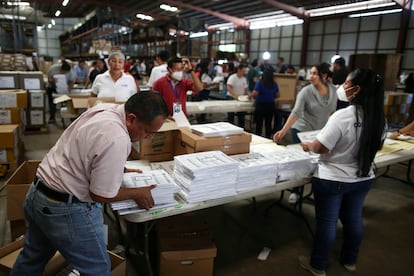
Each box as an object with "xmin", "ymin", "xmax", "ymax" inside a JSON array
[
  {"xmin": 249, "ymin": 70, "xmax": 280, "ymax": 138},
  {"xmin": 299, "ymin": 69, "xmax": 386, "ymax": 276}
]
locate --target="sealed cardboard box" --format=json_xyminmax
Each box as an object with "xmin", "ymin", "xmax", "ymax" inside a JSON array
[
  {"xmin": 28, "ymin": 90, "xmax": 46, "ymax": 108},
  {"xmin": 274, "ymin": 73, "xmax": 298, "ymax": 101},
  {"xmin": 0, "ymin": 71, "xmax": 19, "ymax": 89},
  {"xmin": 157, "ymin": 214, "xmax": 216, "ymax": 276},
  {"xmin": 26, "ymin": 108, "xmax": 46, "ymax": 127},
  {"xmin": 176, "ymin": 127, "xmax": 251, "ymax": 155},
  {"xmin": 18, "ymin": 71, "xmax": 45, "ymax": 90},
  {"xmin": 0, "ymin": 124, "xmax": 19, "ymax": 148},
  {"xmin": 6, "ymin": 160, "xmax": 41, "ymax": 221},
  {"xmin": 0, "ymin": 108, "xmax": 23, "ymax": 124},
  {"xmin": 0, "ymin": 89, "xmax": 27, "ymax": 108},
  {"xmin": 0, "ymin": 238, "xmax": 126, "ymax": 276},
  {"xmin": 9, "ymin": 219, "xmax": 26, "ymax": 241}
]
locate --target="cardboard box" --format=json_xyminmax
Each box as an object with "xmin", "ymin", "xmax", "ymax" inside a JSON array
[
  {"xmin": 9, "ymin": 219, "xmax": 26, "ymax": 241},
  {"xmin": 157, "ymin": 214, "xmax": 216, "ymax": 276},
  {"xmin": 0, "ymin": 71, "xmax": 19, "ymax": 89},
  {"xmin": 28, "ymin": 90, "xmax": 46, "ymax": 108},
  {"xmin": 0, "ymin": 89, "xmax": 27, "ymax": 108},
  {"xmin": 0, "ymin": 108, "xmax": 23, "ymax": 124},
  {"xmin": 275, "ymin": 99, "xmax": 295, "ymax": 110},
  {"xmin": 176, "ymin": 127, "xmax": 251, "ymax": 155},
  {"xmin": 0, "ymin": 124, "xmax": 19, "ymax": 148},
  {"xmin": 26, "ymin": 108, "xmax": 46, "ymax": 127},
  {"xmin": 139, "ymin": 131, "xmax": 175, "ymax": 162},
  {"xmin": 0, "ymin": 238, "xmax": 126, "ymax": 276},
  {"xmin": 18, "ymin": 71, "xmax": 45, "ymax": 90},
  {"xmin": 274, "ymin": 73, "xmax": 298, "ymax": 101},
  {"xmin": 6, "ymin": 160, "xmax": 41, "ymax": 221}
]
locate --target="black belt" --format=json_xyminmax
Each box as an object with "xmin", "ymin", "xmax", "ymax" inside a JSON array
[{"xmin": 34, "ymin": 176, "xmax": 81, "ymax": 203}]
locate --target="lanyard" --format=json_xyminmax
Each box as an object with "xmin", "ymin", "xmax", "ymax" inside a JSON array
[{"xmin": 168, "ymin": 80, "xmax": 181, "ymax": 100}]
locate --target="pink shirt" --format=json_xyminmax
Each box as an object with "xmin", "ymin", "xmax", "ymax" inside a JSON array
[{"xmin": 37, "ymin": 104, "xmax": 131, "ymax": 202}]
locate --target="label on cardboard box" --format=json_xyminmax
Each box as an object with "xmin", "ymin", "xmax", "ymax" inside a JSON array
[
  {"xmin": 0, "ymin": 93, "xmax": 17, "ymax": 108},
  {"xmin": 29, "ymin": 110, "xmax": 44, "ymax": 125},
  {"xmin": 0, "ymin": 149, "xmax": 6, "ymax": 162},
  {"xmin": 23, "ymin": 78, "xmax": 41, "ymax": 90},
  {"xmin": 0, "ymin": 109, "xmax": 11, "ymax": 124},
  {"xmin": 0, "ymin": 76, "xmax": 15, "ymax": 89},
  {"xmin": 30, "ymin": 93, "xmax": 44, "ymax": 108}
]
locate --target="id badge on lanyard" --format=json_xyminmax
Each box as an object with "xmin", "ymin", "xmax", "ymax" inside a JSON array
[
  {"xmin": 169, "ymin": 80, "xmax": 182, "ymax": 115},
  {"xmin": 173, "ymin": 102, "xmax": 182, "ymax": 115}
]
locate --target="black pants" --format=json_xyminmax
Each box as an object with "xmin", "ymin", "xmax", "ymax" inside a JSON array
[
  {"xmin": 254, "ymin": 102, "xmax": 274, "ymax": 138},
  {"xmin": 46, "ymin": 87, "xmax": 57, "ymax": 120},
  {"xmin": 227, "ymin": 112, "xmax": 246, "ymax": 128}
]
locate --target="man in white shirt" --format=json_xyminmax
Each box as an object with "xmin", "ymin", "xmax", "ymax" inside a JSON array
[
  {"xmin": 148, "ymin": 50, "xmax": 170, "ymax": 87},
  {"xmin": 226, "ymin": 64, "xmax": 248, "ymax": 128}
]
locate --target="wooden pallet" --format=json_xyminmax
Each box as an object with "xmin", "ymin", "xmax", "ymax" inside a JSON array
[
  {"xmin": 0, "ymin": 161, "xmax": 19, "ymax": 178},
  {"xmin": 24, "ymin": 125, "xmax": 49, "ymax": 135}
]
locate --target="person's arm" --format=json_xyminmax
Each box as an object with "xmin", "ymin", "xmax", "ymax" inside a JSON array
[
  {"xmin": 226, "ymin": 84, "xmax": 239, "ymax": 99},
  {"xmin": 183, "ymin": 58, "xmax": 203, "ymax": 92},
  {"xmin": 273, "ymin": 114, "xmax": 298, "ymax": 143},
  {"xmin": 390, "ymin": 121, "xmax": 414, "ymax": 139},
  {"xmin": 301, "ymin": 139, "xmax": 329, "ymax": 154},
  {"xmin": 90, "ymin": 186, "xmax": 155, "ymax": 210},
  {"xmin": 249, "ymin": 89, "xmax": 259, "ymax": 99}
]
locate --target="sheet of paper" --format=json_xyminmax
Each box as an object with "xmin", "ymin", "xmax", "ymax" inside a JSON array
[
  {"xmin": 297, "ymin": 130, "xmax": 321, "ymax": 143},
  {"xmin": 172, "ymin": 110, "xmax": 190, "ymax": 127}
]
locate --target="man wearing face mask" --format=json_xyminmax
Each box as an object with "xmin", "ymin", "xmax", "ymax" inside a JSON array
[{"xmin": 152, "ymin": 56, "xmax": 203, "ymax": 116}]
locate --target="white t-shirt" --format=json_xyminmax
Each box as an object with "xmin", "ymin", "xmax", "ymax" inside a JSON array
[
  {"xmin": 91, "ymin": 71, "xmax": 137, "ymax": 102},
  {"xmin": 226, "ymin": 74, "xmax": 248, "ymax": 97},
  {"xmin": 315, "ymin": 105, "xmax": 375, "ymax": 183},
  {"xmin": 148, "ymin": 64, "xmax": 168, "ymax": 87}
]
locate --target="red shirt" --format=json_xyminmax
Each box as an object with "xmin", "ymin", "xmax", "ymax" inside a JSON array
[{"xmin": 152, "ymin": 75, "xmax": 194, "ymax": 116}]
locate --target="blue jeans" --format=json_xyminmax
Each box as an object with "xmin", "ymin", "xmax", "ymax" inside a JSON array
[
  {"xmin": 11, "ymin": 185, "xmax": 110, "ymax": 276},
  {"xmin": 310, "ymin": 177, "xmax": 373, "ymax": 270}
]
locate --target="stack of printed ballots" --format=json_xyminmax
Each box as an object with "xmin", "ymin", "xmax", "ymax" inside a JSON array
[
  {"xmin": 173, "ymin": 150, "xmax": 239, "ymax": 203},
  {"xmin": 111, "ymin": 170, "xmax": 179, "ymax": 215},
  {"xmin": 231, "ymin": 152, "xmax": 278, "ymax": 192},
  {"xmin": 263, "ymin": 149, "xmax": 316, "ymax": 181},
  {"xmin": 190, "ymin": 122, "xmax": 244, "ymax": 137}
]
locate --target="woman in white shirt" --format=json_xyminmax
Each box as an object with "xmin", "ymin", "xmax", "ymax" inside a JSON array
[
  {"xmin": 299, "ymin": 69, "xmax": 386, "ymax": 276},
  {"xmin": 91, "ymin": 52, "xmax": 139, "ymax": 102}
]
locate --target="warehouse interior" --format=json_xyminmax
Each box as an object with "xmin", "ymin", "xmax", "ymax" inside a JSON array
[{"xmin": 1, "ymin": 0, "xmax": 414, "ymax": 276}]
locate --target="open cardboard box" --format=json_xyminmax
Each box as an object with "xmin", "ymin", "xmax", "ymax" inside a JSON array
[{"xmin": 0, "ymin": 238, "xmax": 126, "ymax": 275}]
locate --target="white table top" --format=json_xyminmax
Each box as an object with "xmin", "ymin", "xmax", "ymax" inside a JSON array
[{"xmin": 186, "ymin": 100, "xmax": 254, "ymax": 114}]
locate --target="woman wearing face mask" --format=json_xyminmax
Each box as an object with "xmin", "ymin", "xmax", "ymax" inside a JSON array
[
  {"xmin": 299, "ymin": 69, "xmax": 386, "ymax": 276},
  {"xmin": 152, "ymin": 56, "xmax": 203, "ymax": 116},
  {"xmin": 273, "ymin": 62, "xmax": 337, "ymax": 204},
  {"xmin": 91, "ymin": 52, "xmax": 139, "ymax": 102}
]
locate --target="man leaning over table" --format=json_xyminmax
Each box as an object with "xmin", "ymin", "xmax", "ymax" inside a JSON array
[{"xmin": 11, "ymin": 91, "xmax": 169, "ymax": 276}]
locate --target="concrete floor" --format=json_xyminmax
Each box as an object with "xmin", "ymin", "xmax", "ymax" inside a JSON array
[{"xmin": 1, "ymin": 115, "xmax": 414, "ymax": 276}]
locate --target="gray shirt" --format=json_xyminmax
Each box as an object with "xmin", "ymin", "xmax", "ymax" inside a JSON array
[{"xmin": 291, "ymin": 83, "xmax": 337, "ymax": 132}]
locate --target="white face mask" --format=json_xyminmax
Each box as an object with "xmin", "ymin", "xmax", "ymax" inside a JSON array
[
  {"xmin": 171, "ymin": 71, "xmax": 183, "ymax": 81},
  {"xmin": 336, "ymin": 85, "xmax": 354, "ymax": 102}
]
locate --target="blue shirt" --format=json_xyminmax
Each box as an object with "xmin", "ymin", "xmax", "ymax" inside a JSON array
[{"xmin": 253, "ymin": 80, "xmax": 279, "ymax": 103}]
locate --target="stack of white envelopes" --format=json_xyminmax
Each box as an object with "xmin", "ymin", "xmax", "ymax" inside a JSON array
[
  {"xmin": 190, "ymin": 122, "xmax": 244, "ymax": 137},
  {"xmin": 173, "ymin": 150, "xmax": 239, "ymax": 203},
  {"xmin": 111, "ymin": 169, "xmax": 179, "ymax": 215},
  {"xmin": 263, "ymin": 149, "xmax": 316, "ymax": 181},
  {"xmin": 231, "ymin": 152, "xmax": 278, "ymax": 192}
]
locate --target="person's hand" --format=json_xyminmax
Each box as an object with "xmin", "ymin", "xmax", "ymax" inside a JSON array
[
  {"xmin": 133, "ymin": 185, "xmax": 156, "ymax": 210},
  {"xmin": 389, "ymin": 131, "xmax": 399, "ymax": 140},
  {"xmin": 124, "ymin": 168, "xmax": 143, "ymax": 173},
  {"xmin": 273, "ymin": 130, "xmax": 286, "ymax": 143},
  {"xmin": 182, "ymin": 58, "xmax": 192, "ymax": 72},
  {"xmin": 301, "ymin": 142, "xmax": 311, "ymax": 152}
]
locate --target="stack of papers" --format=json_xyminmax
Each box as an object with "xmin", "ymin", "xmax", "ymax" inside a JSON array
[
  {"xmin": 231, "ymin": 153, "xmax": 278, "ymax": 192},
  {"xmin": 150, "ymin": 160, "xmax": 175, "ymax": 176},
  {"xmin": 190, "ymin": 122, "xmax": 244, "ymax": 137},
  {"xmin": 111, "ymin": 170, "xmax": 179, "ymax": 215},
  {"xmin": 264, "ymin": 149, "xmax": 316, "ymax": 181},
  {"xmin": 173, "ymin": 150, "xmax": 239, "ymax": 203}
]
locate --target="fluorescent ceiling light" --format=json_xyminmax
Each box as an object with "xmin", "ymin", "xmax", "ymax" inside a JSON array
[
  {"xmin": 51, "ymin": 19, "xmax": 56, "ymax": 25},
  {"xmin": 309, "ymin": 0, "xmax": 396, "ymax": 17},
  {"xmin": 55, "ymin": 10, "xmax": 61, "ymax": 17},
  {"xmin": 277, "ymin": 19, "xmax": 304, "ymax": 26},
  {"xmin": 208, "ymin": 22, "xmax": 234, "ymax": 30},
  {"xmin": 349, "ymin": 8, "xmax": 403, "ymax": 17},
  {"xmin": 249, "ymin": 22, "xmax": 277, "ymax": 30},
  {"xmin": 160, "ymin": 4, "xmax": 178, "ymax": 12},
  {"xmin": 7, "ymin": 1, "xmax": 30, "ymax": 6},
  {"xmin": 48, "ymin": 23, "xmax": 52, "ymax": 29},
  {"xmin": 189, "ymin": 31, "xmax": 208, "ymax": 38},
  {"xmin": 262, "ymin": 51, "xmax": 271, "ymax": 61},
  {"xmin": 62, "ymin": 0, "xmax": 70, "ymax": 7},
  {"xmin": 136, "ymin": 13, "xmax": 154, "ymax": 21},
  {"xmin": 0, "ymin": 14, "xmax": 26, "ymax": 20}
]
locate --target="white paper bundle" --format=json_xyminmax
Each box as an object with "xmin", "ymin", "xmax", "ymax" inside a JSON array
[
  {"xmin": 231, "ymin": 152, "xmax": 278, "ymax": 192},
  {"xmin": 173, "ymin": 151, "xmax": 239, "ymax": 203},
  {"xmin": 190, "ymin": 122, "xmax": 244, "ymax": 137},
  {"xmin": 150, "ymin": 160, "xmax": 175, "ymax": 176},
  {"xmin": 111, "ymin": 170, "xmax": 179, "ymax": 215},
  {"xmin": 263, "ymin": 149, "xmax": 316, "ymax": 181}
]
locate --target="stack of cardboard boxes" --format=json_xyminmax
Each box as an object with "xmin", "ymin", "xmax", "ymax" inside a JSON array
[
  {"xmin": 384, "ymin": 91, "xmax": 413, "ymax": 125},
  {"xmin": 274, "ymin": 73, "xmax": 299, "ymax": 111}
]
